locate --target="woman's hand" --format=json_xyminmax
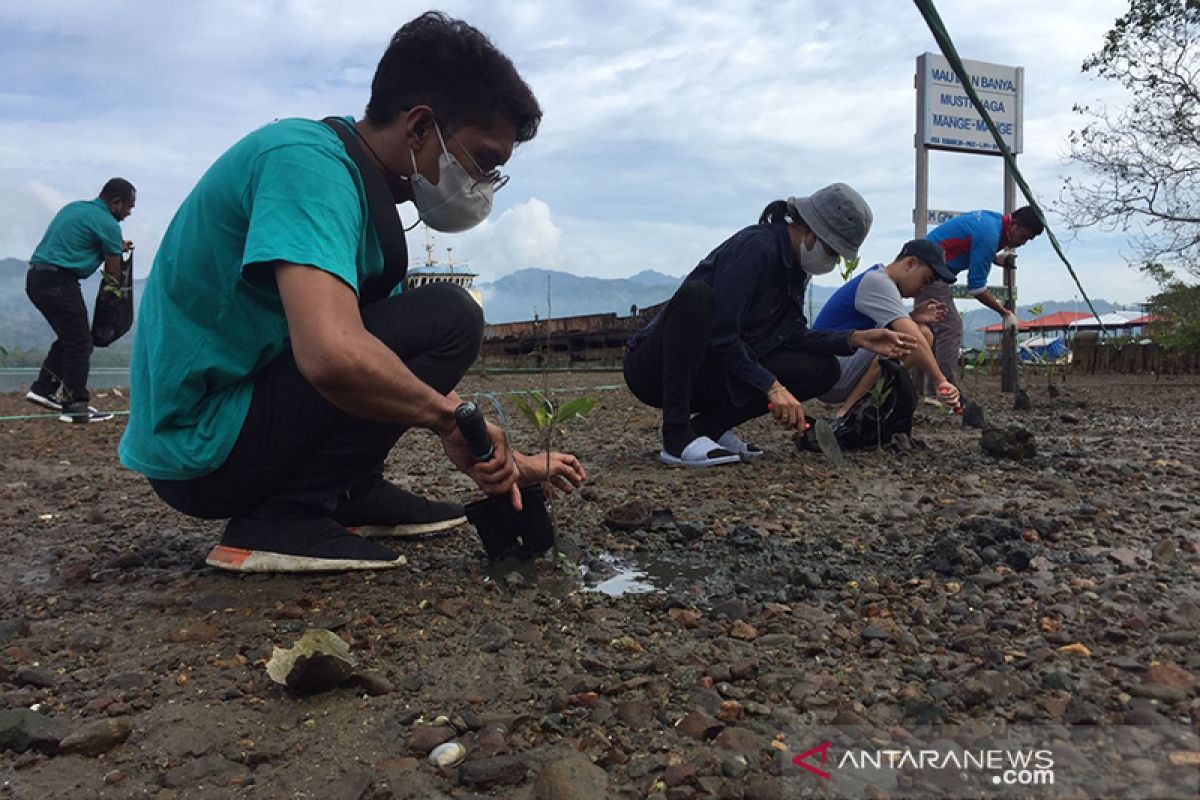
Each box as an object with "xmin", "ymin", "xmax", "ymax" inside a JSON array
[
  {"xmin": 766, "ymin": 381, "xmax": 806, "ymax": 432},
  {"xmin": 850, "ymin": 328, "xmax": 916, "ymax": 359},
  {"xmin": 514, "ymin": 451, "xmax": 587, "ymax": 494}
]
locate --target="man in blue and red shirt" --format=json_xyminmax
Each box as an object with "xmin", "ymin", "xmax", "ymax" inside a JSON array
[{"xmin": 917, "ymin": 206, "xmax": 1043, "ymax": 395}]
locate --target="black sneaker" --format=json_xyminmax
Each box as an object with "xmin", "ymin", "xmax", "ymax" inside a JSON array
[
  {"xmin": 25, "ymin": 389, "xmax": 63, "ymax": 412},
  {"xmin": 206, "ymin": 515, "xmax": 405, "ymax": 573},
  {"xmin": 58, "ymin": 402, "xmax": 114, "ymax": 424},
  {"xmin": 333, "ymin": 479, "xmax": 466, "ymax": 538}
]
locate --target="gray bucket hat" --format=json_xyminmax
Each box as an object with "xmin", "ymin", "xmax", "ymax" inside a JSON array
[{"xmin": 788, "ymin": 183, "xmax": 873, "ymax": 261}]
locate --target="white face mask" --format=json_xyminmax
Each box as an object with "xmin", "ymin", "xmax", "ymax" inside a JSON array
[
  {"xmin": 409, "ymin": 124, "xmax": 493, "ymax": 233},
  {"xmin": 798, "ymin": 237, "xmax": 839, "ymax": 275}
]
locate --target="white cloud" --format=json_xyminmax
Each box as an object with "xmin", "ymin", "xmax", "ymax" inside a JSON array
[{"xmin": 0, "ymin": 0, "xmax": 1148, "ymax": 306}]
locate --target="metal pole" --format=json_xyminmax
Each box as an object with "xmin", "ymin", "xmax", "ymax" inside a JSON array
[
  {"xmin": 1000, "ymin": 161, "xmax": 1018, "ymax": 393},
  {"xmin": 914, "ymin": 56, "xmax": 930, "ymax": 238}
]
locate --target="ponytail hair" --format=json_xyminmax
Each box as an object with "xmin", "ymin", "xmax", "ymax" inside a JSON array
[
  {"xmin": 758, "ymin": 200, "xmax": 789, "ymax": 225},
  {"xmin": 758, "ymin": 199, "xmax": 807, "ymax": 229}
]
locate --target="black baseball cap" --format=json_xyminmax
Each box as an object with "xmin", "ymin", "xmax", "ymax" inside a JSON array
[{"xmin": 900, "ymin": 239, "xmax": 955, "ymax": 283}]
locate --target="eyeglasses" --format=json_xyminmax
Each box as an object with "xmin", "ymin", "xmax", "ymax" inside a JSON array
[
  {"xmin": 398, "ymin": 106, "xmax": 510, "ymax": 192},
  {"xmin": 451, "ymin": 138, "xmax": 509, "ymax": 193}
]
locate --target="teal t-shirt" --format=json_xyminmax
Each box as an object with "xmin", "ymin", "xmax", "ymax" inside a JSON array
[
  {"xmin": 30, "ymin": 198, "xmax": 124, "ymax": 276},
  {"xmin": 118, "ymin": 117, "xmax": 385, "ymax": 480}
]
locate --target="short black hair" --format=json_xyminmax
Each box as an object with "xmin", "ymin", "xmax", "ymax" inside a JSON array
[
  {"xmin": 100, "ymin": 178, "xmax": 135, "ymax": 203},
  {"xmin": 366, "ymin": 12, "xmax": 541, "ymax": 144},
  {"xmin": 1012, "ymin": 206, "xmax": 1044, "ymax": 236}
]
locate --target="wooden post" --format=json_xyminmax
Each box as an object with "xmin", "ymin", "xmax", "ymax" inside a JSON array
[{"xmin": 1000, "ymin": 163, "xmax": 1018, "ymax": 393}]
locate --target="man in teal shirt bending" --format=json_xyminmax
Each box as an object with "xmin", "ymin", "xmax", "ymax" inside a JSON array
[
  {"xmin": 26, "ymin": 178, "xmax": 135, "ymax": 423},
  {"xmin": 119, "ymin": 12, "xmax": 584, "ymax": 573}
]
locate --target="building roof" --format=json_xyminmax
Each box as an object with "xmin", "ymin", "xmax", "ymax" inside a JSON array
[{"xmin": 977, "ymin": 310, "xmax": 1092, "ymax": 333}]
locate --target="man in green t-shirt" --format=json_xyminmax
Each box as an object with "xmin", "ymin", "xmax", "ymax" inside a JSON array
[
  {"xmin": 119, "ymin": 12, "xmax": 585, "ymax": 573},
  {"xmin": 26, "ymin": 178, "xmax": 135, "ymax": 423}
]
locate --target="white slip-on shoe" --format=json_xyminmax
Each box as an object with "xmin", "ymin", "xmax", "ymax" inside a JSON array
[
  {"xmin": 716, "ymin": 430, "xmax": 765, "ymax": 461},
  {"xmin": 659, "ymin": 436, "xmax": 741, "ymax": 468}
]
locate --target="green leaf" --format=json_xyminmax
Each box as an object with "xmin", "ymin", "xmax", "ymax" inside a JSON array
[
  {"xmin": 553, "ymin": 397, "xmax": 597, "ymax": 424},
  {"xmin": 514, "ymin": 396, "xmax": 542, "ymax": 430}
]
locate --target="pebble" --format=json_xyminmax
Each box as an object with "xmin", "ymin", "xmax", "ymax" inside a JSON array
[
  {"xmin": 0, "ymin": 709, "xmax": 68, "ymax": 754},
  {"xmin": 459, "ymin": 753, "xmax": 530, "ymax": 789},
  {"xmin": 428, "ymin": 741, "xmax": 466, "ymax": 768},
  {"xmin": 59, "ymin": 717, "xmax": 133, "ymax": 757},
  {"xmin": 533, "ymin": 751, "xmax": 609, "ymax": 800}
]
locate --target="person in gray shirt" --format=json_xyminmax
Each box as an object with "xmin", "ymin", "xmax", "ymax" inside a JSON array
[{"xmin": 812, "ymin": 240, "xmax": 960, "ymax": 417}]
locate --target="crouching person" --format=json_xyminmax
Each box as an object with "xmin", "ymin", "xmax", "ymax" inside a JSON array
[
  {"xmin": 118, "ymin": 13, "xmax": 584, "ymax": 572},
  {"xmin": 812, "ymin": 240, "xmax": 961, "ymax": 420},
  {"xmin": 623, "ymin": 184, "xmax": 915, "ymax": 467}
]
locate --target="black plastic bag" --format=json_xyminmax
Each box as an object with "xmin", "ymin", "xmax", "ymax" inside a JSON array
[
  {"xmin": 92, "ymin": 252, "xmax": 134, "ymax": 347},
  {"xmin": 828, "ymin": 357, "xmax": 916, "ymax": 450}
]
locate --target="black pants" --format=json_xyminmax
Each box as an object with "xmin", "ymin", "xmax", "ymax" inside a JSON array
[
  {"xmin": 149, "ymin": 282, "xmax": 483, "ymax": 521},
  {"xmin": 26, "ymin": 267, "xmax": 92, "ymax": 403},
  {"xmin": 623, "ymin": 280, "xmax": 839, "ymax": 452}
]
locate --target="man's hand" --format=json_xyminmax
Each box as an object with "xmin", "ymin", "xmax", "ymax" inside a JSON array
[
  {"xmin": 993, "ymin": 251, "xmax": 1016, "ymax": 269},
  {"xmin": 122, "ymin": 240, "xmax": 135, "ymax": 253},
  {"xmin": 514, "ymin": 451, "xmax": 587, "ymax": 494},
  {"xmin": 766, "ymin": 381, "xmax": 806, "ymax": 432},
  {"xmin": 850, "ymin": 328, "xmax": 916, "ymax": 359},
  {"xmin": 441, "ymin": 421, "xmax": 521, "ymax": 507},
  {"xmin": 911, "ymin": 299, "xmax": 947, "ymax": 325},
  {"xmin": 936, "ymin": 380, "xmax": 960, "ymax": 408},
  {"xmin": 1002, "ymin": 313, "xmax": 1019, "ymax": 332}
]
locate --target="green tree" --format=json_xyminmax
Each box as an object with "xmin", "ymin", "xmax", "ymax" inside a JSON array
[
  {"xmin": 1058, "ymin": 0, "xmax": 1200, "ymax": 280},
  {"xmin": 1145, "ymin": 267, "xmax": 1200, "ymax": 348}
]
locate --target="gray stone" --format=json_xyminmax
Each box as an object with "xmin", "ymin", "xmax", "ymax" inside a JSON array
[
  {"xmin": 459, "ymin": 753, "xmax": 529, "ymax": 789},
  {"xmin": 59, "ymin": 717, "xmax": 133, "ymax": 757},
  {"xmin": 0, "ymin": 618, "xmax": 30, "ymax": 645},
  {"xmin": 407, "ymin": 724, "xmax": 456, "ymax": 755},
  {"xmin": 14, "ymin": 667, "xmax": 55, "ymax": 689},
  {"xmin": 533, "ymin": 752, "xmax": 609, "ymax": 800},
  {"xmin": 981, "ymin": 425, "xmax": 1037, "ymax": 460},
  {"xmin": 0, "ymin": 709, "xmax": 68, "ymax": 754},
  {"xmin": 709, "ymin": 599, "xmax": 749, "ymax": 621},
  {"xmin": 69, "ymin": 629, "xmax": 114, "ymax": 653},
  {"xmin": 163, "ymin": 755, "xmax": 249, "ymax": 789},
  {"xmin": 343, "ymin": 672, "xmax": 394, "ymax": 696},
  {"xmin": 470, "ymin": 622, "xmax": 512, "ymax": 653}
]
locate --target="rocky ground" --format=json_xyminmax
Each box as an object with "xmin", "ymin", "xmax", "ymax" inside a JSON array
[{"xmin": 0, "ymin": 372, "xmax": 1197, "ymax": 799}]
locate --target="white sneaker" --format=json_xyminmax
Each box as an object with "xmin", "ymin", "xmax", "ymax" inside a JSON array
[
  {"xmin": 58, "ymin": 405, "xmax": 114, "ymax": 424},
  {"xmin": 716, "ymin": 430, "xmax": 765, "ymax": 461},
  {"xmin": 25, "ymin": 390, "xmax": 63, "ymax": 412}
]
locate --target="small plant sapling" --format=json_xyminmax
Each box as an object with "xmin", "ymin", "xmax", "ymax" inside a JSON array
[
  {"xmin": 866, "ymin": 375, "xmax": 892, "ymax": 452},
  {"xmin": 514, "ymin": 391, "xmax": 596, "ymax": 564}
]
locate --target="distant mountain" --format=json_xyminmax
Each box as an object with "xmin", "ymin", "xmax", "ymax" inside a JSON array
[
  {"xmin": 626, "ymin": 269, "xmax": 681, "ymax": 287},
  {"xmin": 0, "ymin": 256, "xmax": 1130, "ymax": 359},
  {"xmin": 476, "ymin": 268, "xmax": 684, "ymax": 323}
]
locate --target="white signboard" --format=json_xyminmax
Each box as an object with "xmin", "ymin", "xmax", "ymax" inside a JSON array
[
  {"xmin": 924, "ymin": 208, "xmax": 962, "ymax": 226},
  {"xmin": 917, "ymin": 53, "xmax": 1023, "ymax": 155}
]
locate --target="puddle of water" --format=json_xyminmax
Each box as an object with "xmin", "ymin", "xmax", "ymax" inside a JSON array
[{"xmin": 582, "ymin": 552, "xmax": 709, "ymax": 598}]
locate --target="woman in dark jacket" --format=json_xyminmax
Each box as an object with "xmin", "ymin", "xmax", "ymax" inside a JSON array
[{"xmin": 623, "ymin": 183, "xmax": 915, "ymax": 467}]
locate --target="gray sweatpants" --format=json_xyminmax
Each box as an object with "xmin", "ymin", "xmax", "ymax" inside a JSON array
[{"xmin": 914, "ymin": 280, "xmax": 961, "ymax": 395}]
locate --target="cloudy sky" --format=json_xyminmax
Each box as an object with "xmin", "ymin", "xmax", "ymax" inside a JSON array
[{"xmin": 0, "ymin": 0, "xmax": 1145, "ymax": 308}]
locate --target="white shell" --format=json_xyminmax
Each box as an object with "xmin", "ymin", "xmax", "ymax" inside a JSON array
[{"xmin": 428, "ymin": 742, "xmax": 466, "ymax": 768}]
